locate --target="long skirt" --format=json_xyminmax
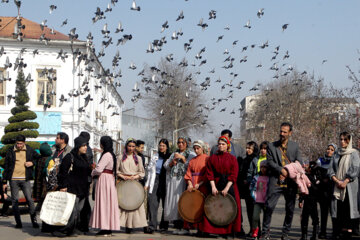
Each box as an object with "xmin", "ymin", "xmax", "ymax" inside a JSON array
[{"xmin": 90, "ymin": 173, "xmax": 120, "ymax": 230}]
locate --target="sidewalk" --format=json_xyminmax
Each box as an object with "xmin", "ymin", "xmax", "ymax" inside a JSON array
[{"xmin": 0, "ymin": 198, "xmax": 336, "ymax": 240}]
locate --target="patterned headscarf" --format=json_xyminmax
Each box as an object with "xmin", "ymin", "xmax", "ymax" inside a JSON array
[
  {"xmin": 218, "ymin": 135, "xmax": 231, "ymax": 152},
  {"xmin": 122, "ymin": 138, "xmax": 138, "ymax": 165}
]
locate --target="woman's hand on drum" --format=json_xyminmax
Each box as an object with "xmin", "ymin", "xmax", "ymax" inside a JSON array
[
  {"xmin": 187, "ymin": 184, "xmax": 194, "ymax": 192},
  {"xmin": 221, "ymin": 188, "xmax": 229, "ymax": 196},
  {"xmin": 195, "ymin": 183, "xmax": 200, "ymax": 190},
  {"xmin": 130, "ymin": 175, "xmax": 139, "ymax": 180},
  {"xmin": 211, "ymin": 186, "xmax": 218, "ymax": 195}
]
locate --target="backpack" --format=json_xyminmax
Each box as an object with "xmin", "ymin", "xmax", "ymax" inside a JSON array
[{"xmin": 46, "ymin": 153, "xmax": 74, "ymax": 191}]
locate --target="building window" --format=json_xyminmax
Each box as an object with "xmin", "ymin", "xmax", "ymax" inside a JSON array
[
  {"xmin": 37, "ymin": 69, "xmax": 56, "ymax": 106},
  {"xmin": 0, "ymin": 69, "xmax": 5, "ymax": 105}
]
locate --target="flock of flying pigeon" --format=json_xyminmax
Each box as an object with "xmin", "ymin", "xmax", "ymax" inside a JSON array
[{"xmin": 0, "ymin": 0, "xmax": 331, "ymax": 129}]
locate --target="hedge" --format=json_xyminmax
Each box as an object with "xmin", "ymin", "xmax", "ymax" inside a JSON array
[
  {"xmin": 8, "ymin": 111, "xmax": 37, "ymax": 123},
  {"xmin": 11, "ymin": 105, "xmax": 29, "ymax": 115},
  {"xmin": 1, "ymin": 130, "xmax": 39, "ymax": 144},
  {"xmin": 4, "ymin": 122, "xmax": 39, "ymax": 133}
]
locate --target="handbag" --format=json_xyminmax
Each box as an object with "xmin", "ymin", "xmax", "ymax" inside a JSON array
[{"xmin": 40, "ymin": 191, "xmax": 76, "ymax": 226}]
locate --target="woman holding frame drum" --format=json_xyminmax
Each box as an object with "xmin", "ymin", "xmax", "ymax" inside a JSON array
[
  {"xmin": 202, "ymin": 135, "xmax": 241, "ymax": 237},
  {"xmin": 117, "ymin": 138, "xmax": 147, "ymax": 233}
]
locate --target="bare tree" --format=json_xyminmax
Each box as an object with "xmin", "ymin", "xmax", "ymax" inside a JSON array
[
  {"xmin": 246, "ymin": 70, "xmax": 339, "ymax": 160},
  {"xmin": 140, "ymin": 58, "xmax": 209, "ymax": 142}
]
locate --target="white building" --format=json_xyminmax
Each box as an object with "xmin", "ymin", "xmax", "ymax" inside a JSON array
[
  {"xmin": 122, "ymin": 108, "xmax": 161, "ymax": 153},
  {"xmin": 0, "ymin": 17, "xmax": 123, "ymax": 150},
  {"xmin": 240, "ymin": 94, "xmax": 263, "ymax": 140}
]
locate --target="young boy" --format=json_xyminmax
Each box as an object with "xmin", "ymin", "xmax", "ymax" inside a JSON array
[{"xmin": 248, "ymin": 160, "xmax": 269, "ymax": 240}]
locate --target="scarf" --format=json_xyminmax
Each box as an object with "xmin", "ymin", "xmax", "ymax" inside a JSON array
[
  {"xmin": 170, "ymin": 148, "xmax": 190, "ymax": 180},
  {"xmin": 218, "ymin": 135, "xmax": 231, "ymax": 153},
  {"xmin": 334, "ymin": 137, "xmax": 356, "ymax": 201}
]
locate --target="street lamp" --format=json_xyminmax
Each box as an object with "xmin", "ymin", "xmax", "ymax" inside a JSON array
[{"xmin": 172, "ymin": 123, "xmax": 198, "ymax": 145}]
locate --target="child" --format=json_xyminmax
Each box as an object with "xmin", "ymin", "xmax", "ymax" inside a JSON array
[
  {"xmin": 299, "ymin": 160, "xmax": 324, "ymax": 240},
  {"xmin": 248, "ymin": 160, "xmax": 269, "ymax": 240}
]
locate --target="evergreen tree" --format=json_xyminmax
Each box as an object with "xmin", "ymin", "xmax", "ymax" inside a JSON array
[{"xmin": 0, "ymin": 69, "xmax": 40, "ymax": 157}]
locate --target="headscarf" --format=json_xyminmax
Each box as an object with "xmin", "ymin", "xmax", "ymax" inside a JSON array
[
  {"xmin": 122, "ymin": 138, "xmax": 138, "ymax": 165},
  {"xmin": 170, "ymin": 137, "xmax": 190, "ymax": 179},
  {"xmin": 318, "ymin": 143, "xmax": 337, "ymax": 168},
  {"xmin": 334, "ymin": 135, "xmax": 357, "ymax": 201},
  {"xmin": 193, "ymin": 140, "xmax": 208, "ymax": 154},
  {"xmin": 100, "ymin": 136, "xmax": 117, "ymax": 182},
  {"xmin": 73, "ymin": 136, "xmax": 88, "ymax": 154},
  {"xmin": 218, "ymin": 135, "xmax": 231, "ymax": 153}
]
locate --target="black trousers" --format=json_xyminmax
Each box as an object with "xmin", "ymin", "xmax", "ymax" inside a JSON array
[
  {"xmin": 262, "ymin": 178, "xmax": 297, "ymax": 235},
  {"xmin": 301, "ymin": 197, "xmax": 319, "ymax": 231},
  {"xmin": 147, "ymin": 174, "xmax": 168, "ymax": 231},
  {"xmin": 318, "ymin": 194, "xmax": 331, "ymax": 233}
]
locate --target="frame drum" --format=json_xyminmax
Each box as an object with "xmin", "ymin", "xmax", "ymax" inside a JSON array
[
  {"xmin": 178, "ymin": 190, "xmax": 205, "ymax": 223},
  {"xmin": 204, "ymin": 194, "xmax": 237, "ymax": 226},
  {"xmin": 116, "ymin": 180, "xmax": 145, "ymax": 211}
]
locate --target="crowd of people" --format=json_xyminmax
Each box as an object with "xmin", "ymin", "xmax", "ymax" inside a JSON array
[{"xmin": 0, "ymin": 122, "xmax": 359, "ymax": 240}]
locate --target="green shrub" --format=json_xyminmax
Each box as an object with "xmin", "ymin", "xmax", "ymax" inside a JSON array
[
  {"xmin": 5, "ymin": 122, "xmax": 39, "ymax": 133},
  {"xmin": 8, "ymin": 111, "xmax": 37, "ymax": 123}
]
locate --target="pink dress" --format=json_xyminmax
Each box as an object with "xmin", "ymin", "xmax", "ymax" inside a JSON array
[{"xmin": 90, "ymin": 152, "xmax": 120, "ymax": 230}]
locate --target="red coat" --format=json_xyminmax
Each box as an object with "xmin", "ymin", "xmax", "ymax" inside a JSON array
[{"xmin": 202, "ymin": 152, "xmax": 241, "ymax": 235}]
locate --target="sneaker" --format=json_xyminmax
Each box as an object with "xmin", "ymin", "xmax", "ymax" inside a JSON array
[
  {"xmin": 259, "ymin": 233, "xmax": 270, "ymax": 240},
  {"xmin": 173, "ymin": 229, "xmax": 180, "ymax": 235},
  {"xmin": 280, "ymin": 234, "xmax": 290, "ymax": 240},
  {"xmin": 177, "ymin": 229, "xmax": 190, "ymax": 235}
]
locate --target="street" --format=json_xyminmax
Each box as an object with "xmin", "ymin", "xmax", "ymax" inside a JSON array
[{"xmin": 0, "ymin": 198, "xmax": 335, "ymax": 240}]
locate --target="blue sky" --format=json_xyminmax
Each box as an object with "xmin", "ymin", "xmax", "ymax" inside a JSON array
[{"xmin": 1, "ymin": 0, "xmax": 360, "ymax": 141}]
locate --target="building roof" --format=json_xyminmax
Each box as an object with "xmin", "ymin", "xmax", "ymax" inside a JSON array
[{"xmin": 0, "ymin": 16, "xmax": 70, "ymax": 41}]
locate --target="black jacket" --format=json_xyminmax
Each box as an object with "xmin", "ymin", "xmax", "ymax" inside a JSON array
[
  {"xmin": 57, "ymin": 151, "xmax": 91, "ymax": 198},
  {"xmin": 3, "ymin": 145, "xmax": 40, "ymax": 182}
]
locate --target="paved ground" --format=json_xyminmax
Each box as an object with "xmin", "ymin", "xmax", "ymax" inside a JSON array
[{"xmin": 0, "ymin": 197, "xmax": 336, "ymax": 240}]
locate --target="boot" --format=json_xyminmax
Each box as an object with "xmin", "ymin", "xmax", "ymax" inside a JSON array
[
  {"xmin": 300, "ymin": 226, "xmax": 308, "ymax": 240},
  {"xmin": 14, "ymin": 210, "xmax": 22, "ymax": 228},
  {"xmin": 30, "ymin": 213, "xmax": 39, "ymax": 228},
  {"xmin": 310, "ymin": 225, "xmax": 318, "ymax": 240}
]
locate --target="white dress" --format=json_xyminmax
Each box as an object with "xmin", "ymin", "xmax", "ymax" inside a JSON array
[{"xmin": 163, "ymin": 151, "xmax": 196, "ymax": 221}]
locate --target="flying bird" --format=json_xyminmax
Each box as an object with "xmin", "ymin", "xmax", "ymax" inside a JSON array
[
  {"xmin": 130, "ymin": 0, "xmax": 140, "ymax": 11},
  {"xmin": 176, "ymin": 11, "xmax": 184, "ymax": 21},
  {"xmin": 257, "ymin": 8, "xmax": 264, "ymax": 18},
  {"xmin": 282, "ymin": 24, "xmax": 289, "ymax": 32}
]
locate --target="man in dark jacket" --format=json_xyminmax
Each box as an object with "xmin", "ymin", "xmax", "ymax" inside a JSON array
[
  {"xmin": 260, "ymin": 122, "xmax": 303, "ymax": 240},
  {"xmin": 210, "ymin": 129, "xmax": 245, "ymax": 159},
  {"xmin": 3, "ymin": 135, "xmax": 40, "ymax": 228},
  {"xmin": 53, "ymin": 132, "xmax": 72, "ymax": 162}
]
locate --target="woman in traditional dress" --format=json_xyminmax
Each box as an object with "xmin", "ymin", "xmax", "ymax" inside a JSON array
[
  {"xmin": 89, "ymin": 136, "xmax": 120, "ymax": 236},
  {"xmin": 163, "ymin": 137, "xmax": 196, "ymax": 235},
  {"xmin": 145, "ymin": 139, "xmax": 171, "ymax": 233},
  {"xmin": 329, "ymin": 132, "xmax": 360, "ymax": 239},
  {"xmin": 203, "ymin": 135, "xmax": 241, "ymax": 237},
  {"xmin": 117, "ymin": 138, "xmax": 147, "ymax": 233},
  {"xmin": 183, "ymin": 140, "xmax": 209, "ymax": 234}
]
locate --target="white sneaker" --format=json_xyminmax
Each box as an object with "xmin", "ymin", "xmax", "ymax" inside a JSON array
[
  {"xmin": 172, "ymin": 229, "xmax": 180, "ymax": 235},
  {"xmin": 177, "ymin": 229, "xmax": 190, "ymax": 235}
]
